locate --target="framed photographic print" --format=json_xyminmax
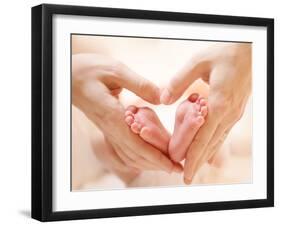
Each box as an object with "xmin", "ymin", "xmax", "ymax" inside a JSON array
[{"xmin": 31, "ymin": 4, "xmax": 274, "ymax": 221}]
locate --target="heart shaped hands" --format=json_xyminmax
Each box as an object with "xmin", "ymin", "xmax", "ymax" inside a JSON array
[{"xmin": 73, "ymin": 42, "xmax": 251, "ymax": 185}]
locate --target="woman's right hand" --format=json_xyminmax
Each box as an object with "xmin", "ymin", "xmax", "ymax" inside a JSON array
[{"xmin": 72, "ymin": 53, "xmax": 182, "ymax": 173}]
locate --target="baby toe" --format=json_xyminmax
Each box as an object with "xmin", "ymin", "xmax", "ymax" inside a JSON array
[
  {"xmin": 139, "ymin": 127, "xmax": 150, "ymax": 139},
  {"xmin": 199, "ymin": 98, "xmax": 207, "ymax": 106},
  {"xmin": 195, "ymin": 102, "xmax": 201, "ymax": 111},
  {"xmin": 126, "ymin": 105, "xmax": 138, "ymax": 114},
  {"xmin": 131, "ymin": 122, "xmax": 142, "ymax": 134},
  {"xmin": 125, "ymin": 115, "xmax": 134, "ymax": 126},
  {"xmin": 188, "ymin": 93, "xmax": 199, "ymax": 103},
  {"xmin": 200, "ymin": 106, "xmax": 208, "ymax": 117},
  {"xmin": 125, "ymin": 110, "xmax": 134, "ymax": 117}
]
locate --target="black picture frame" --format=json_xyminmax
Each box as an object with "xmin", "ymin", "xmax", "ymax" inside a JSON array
[{"xmin": 31, "ymin": 3, "xmax": 274, "ymax": 222}]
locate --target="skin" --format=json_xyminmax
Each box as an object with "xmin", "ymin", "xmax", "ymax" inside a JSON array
[
  {"xmin": 72, "ymin": 53, "xmax": 182, "ymax": 174},
  {"xmin": 124, "ymin": 105, "xmax": 171, "ymax": 153},
  {"xmin": 160, "ymin": 43, "xmax": 252, "ymax": 184},
  {"xmin": 169, "ymin": 94, "xmax": 208, "ymax": 163},
  {"xmin": 124, "ymin": 94, "xmax": 208, "ymax": 164}
]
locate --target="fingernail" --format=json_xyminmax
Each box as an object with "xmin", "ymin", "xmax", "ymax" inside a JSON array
[
  {"xmin": 160, "ymin": 89, "xmax": 172, "ymax": 105},
  {"xmin": 184, "ymin": 177, "xmax": 192, "ymax": 185},
  {"xmin": 185, "ymin": 169, "xmax": 193, "ymax": 181}
]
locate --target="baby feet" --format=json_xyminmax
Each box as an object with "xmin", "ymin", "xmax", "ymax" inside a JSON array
[
  {"xmin": 124, "ymin": 93, "xmax": 208, "ymax": 164},
  {"xmin": 168, "ymin": 94, "xmax": 208, "ymax": 162},
  {"xmin": 125, "ymin": 106, "xmax": 170, "ymax": 153}
]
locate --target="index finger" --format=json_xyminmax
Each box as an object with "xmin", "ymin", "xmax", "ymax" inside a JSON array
[
  {"xmin": 118, "ymin": 63, "xmax": 161, "ymax": 105},
  {"xmin": 161, "ymin": 60, "xmax": 211, "ymax": 105}
]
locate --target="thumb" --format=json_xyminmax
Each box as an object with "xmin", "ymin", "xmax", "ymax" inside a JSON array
[
  {"xmin": 118, "ymin": 64, "xmax": 160, "ymax": 105},
  {"xmin": 160, "ymin": 60, "xmax": 210, "ymax": 105}
]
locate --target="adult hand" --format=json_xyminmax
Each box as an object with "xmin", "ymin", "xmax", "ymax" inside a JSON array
[
  {"xmin": 160, "ymin": 44, "xmax": 252, "ymax": 183},
  {"xmin": 72, "ymin": 53, "xmax": 182, "ymax": 174}
]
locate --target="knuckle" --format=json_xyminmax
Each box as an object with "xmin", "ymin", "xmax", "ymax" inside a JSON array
[
  {"xmin": 137, "ymin": 78, "xmax": 150, "ymax": 91},
  {"xmin": 209, "ymin": 95, "xmax": 231, "ymax": 116},
  {"xmin": 107, "ymin": 64, "xmax": 120, "ymax": 78},
  {"xmin": 132, "ymin": 155, "xmax": 143, "ymax": 164},
  {"xmin": 102, "ymin": 60, "xmax": 124, "ymax": 80},
  {"xmin": 125, "ymin": 160, "xmax": 137, "ymax": 168},
  {"xmin": 229, "ymin": 108, "xmax": 243, "ymax": 123},
  {"xmin": 118, "ymin": 164, "xmax": 132, "ymax": 172},
  {"xmin": 218, "ymin": 134, "xmax": 227, "ymax": 144},
  {"xmin": 212, "ymin": 98, "xmax": 228, "ymax": 110},
  {"xmin": 111, "ymin": 61, "xmax": 124, "ymax": 74},
  {"xmin": 234, "ymin": 109, "xmax": 243, "ymax": 121}
]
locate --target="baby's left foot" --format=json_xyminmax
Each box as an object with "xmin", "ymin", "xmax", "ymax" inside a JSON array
[{"xmin": 124, "ymin": 106, "xmax": 170, "ymax": 153}]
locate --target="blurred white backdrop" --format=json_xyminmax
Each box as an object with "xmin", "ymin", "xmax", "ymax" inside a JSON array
[{"xmin": 0, "ymin": 0, "xmax": 279, "ymax": 225}]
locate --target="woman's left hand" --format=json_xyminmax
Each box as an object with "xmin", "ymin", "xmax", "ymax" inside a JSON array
[{"xmin": 161, "ymin": 44, "xmax": 252, "ymax": 183}]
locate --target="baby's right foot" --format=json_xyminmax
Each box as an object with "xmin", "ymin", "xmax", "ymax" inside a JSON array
[{"xmin": 168, "ymin": 93, "xmax": 208, "ymax": 162}]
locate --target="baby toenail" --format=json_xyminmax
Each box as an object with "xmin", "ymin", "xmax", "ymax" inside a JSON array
[
  {"xmin": 200, "ymin": 99, "xmax": 207, "ymax": 105},
  {"xmin": 125, "ymin": 116, "xmax": 133, "ymax": 125},
  {"xmin": 125, "ymin": 111, "xmax": 133, "ymax": 117},
  {"xmin": 127, "ymin": 105, "xmax": 138, "ymax": 113},
  {"xmin": 200, "ymin": 106, "xmax": 208, "ymax": 117},
  {"xmin": 188, "ymin": 93, "xmax": 199, "ymax": 102}
]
